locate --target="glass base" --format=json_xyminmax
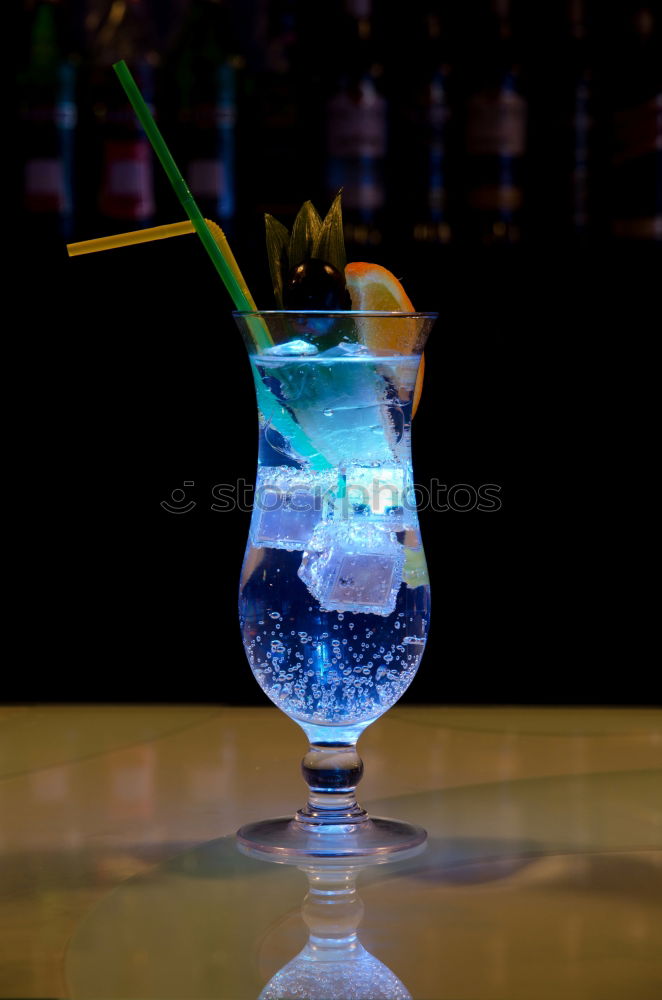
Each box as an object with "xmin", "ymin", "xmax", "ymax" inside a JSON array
[{"xmin": 236, "ymin": 815, "xmax": 427, "ymax": 863}]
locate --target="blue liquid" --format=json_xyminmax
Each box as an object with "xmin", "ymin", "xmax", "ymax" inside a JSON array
[
  {"xmin": 240, "ymin": 548, "xmax": 430, "ymax": 742},
  {"xmin": 238, "ymin": 351, "xmax": 431, "ymax": 744}
]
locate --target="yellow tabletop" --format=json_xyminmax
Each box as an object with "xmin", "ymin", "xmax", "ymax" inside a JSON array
[{"xmin": 1, "ymin": 704, "xmax": 661, "ymax": 999}]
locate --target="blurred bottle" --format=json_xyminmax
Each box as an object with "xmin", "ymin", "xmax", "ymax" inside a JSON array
[
  {"xmin": 82, "ymin": 0, "xmax": 158, "ymax": 227},
  {"xmin": 19, "ymin": 0, "xmax": 80, "ymax": 241},
  {"xmin": 565, "ymin": 0, "xmax": 598, "ymax": 241},
  {"xmin": 324, "ymin": 0, "xmax": 389, "ymax": 251},
  {"xmin": 248, "ymin": 0, "xmax": 308, "ymax": 220},
  {"xmin": 462, "ymin": 0, "xmax": 527, "ymax": 247},
  {"xmin": 167, "ymin": 0, "xmax": 241, "ymax": 233},
  {"xmin": 610, "ymin": 5, "xmax": 661, "ymax": 242},
  {"xmin": 396, "ymin": 2, "xmax": 457, "ymax": 249},
  {"xmin": 534, "ymin": 0, "xmax": 602, "ymax": 247}
]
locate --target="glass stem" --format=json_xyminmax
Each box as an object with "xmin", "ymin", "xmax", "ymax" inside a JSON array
[
  {"xmin": 300, "ymin": 866, "xmax": 364, "ymax": 955},
  {"xmin": 295, "ymin": 743, "xmax": 369, "ymax": 832}
]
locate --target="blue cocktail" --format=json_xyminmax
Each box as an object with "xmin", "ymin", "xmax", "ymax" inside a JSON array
[{"xmin": 235, "ymin": 310, "xmax": 436, "ymax": 859}]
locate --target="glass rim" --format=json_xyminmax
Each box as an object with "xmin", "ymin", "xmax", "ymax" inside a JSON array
[{"xmin": 233, "ymin": 309, "xmax": 439, "ymax": 320}]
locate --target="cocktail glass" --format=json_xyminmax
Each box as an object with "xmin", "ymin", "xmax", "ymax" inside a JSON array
[
  {"xmin": 234, "ymin": 310, "xmax": 437, "ymax": 860},
  {"xmin": 70, "ymin": 65, "xmax": 435, "ymax": 861}
]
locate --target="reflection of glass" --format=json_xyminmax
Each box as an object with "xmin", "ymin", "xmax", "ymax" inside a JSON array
[
  {"xmin": 242, "ymin": 844, "xmax": 424, "ymax": 1000},
  {"xmin": 234, "ymin": 311, "xmax": 436, "ymax": 860}
]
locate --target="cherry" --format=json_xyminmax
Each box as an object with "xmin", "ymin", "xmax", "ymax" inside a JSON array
[{"xmin": 283, "ymin": 257, "xmax": 352, "ymax": 310}]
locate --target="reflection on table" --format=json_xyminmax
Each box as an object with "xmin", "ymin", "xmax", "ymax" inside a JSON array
[
  {"xmin": 241, "ymin": 844, "xmax": 426, "ymax": 1000},
  {"xmin": 0, "ymin": 705, "xmax": 660, "ymax": 999}
]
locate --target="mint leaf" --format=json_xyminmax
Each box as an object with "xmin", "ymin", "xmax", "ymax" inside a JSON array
[
  {"xmin": 288, "ymin": 200, "xmax": 323, "ymax": 270},
  {"xmin": 265, "ymin": 213, "xmax": 290, "ymax": 308},
  {"xmin": 313, "ymin": 190, "xmax": 346, "ymax": 274}
]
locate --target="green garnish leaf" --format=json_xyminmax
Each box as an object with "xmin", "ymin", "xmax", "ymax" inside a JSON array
[
  {"xmin": 265, "ymin": 213, "xmax": 290, "ymax": 308},
  {"xmin": 313, "ymin": 190, "xmax": 346, "ymax": 274},
  {"xmin": 288, "ymin": 200, "xmax": 323, "ymax": 270}
]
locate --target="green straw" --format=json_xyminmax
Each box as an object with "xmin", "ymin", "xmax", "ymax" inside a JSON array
[
  {"xmin": 112, "ymin": 59, "xmax": 272, "ymax": 351},
  {"xmin": 112, "ymin": 60, "xmax": 332, "ymax": 471}
]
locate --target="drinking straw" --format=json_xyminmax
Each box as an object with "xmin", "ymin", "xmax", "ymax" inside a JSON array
[
  {"xmin": 67, "ymin": 221, "xmax": 196, "ymax": 256},
  {"xmin": 204, "ymin": 219, "xmax": 258, "ymax": 313},
  {"xmin": 99, "ymin": 61, "xmax": 331, "ymax": 471},
  {"xmin": 112, "ymin": 60, "xmax": 271, "ymax": 348},
  {"xmin": 67, "ymin": 218, "xmax": 258, "ymax": 311},
  {"xmin": 68, "ymin": 213, "xmax": 331, "ymax": 467}
]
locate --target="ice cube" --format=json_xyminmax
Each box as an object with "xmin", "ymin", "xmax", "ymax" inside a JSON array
[
  {"xmin": 261, "ymin": 343, "xmax": 399, "ymax": 467},
  {"xmin": 251, "ymin": 467, "xmax": 337, "ymax": 550},
  {"xmin": 319, "ymin": 341, "xmax": 369, "ymax": 358},
  {"xmin": 262, "ymin": 339, "xmax": 319, "ymax": 357},
  {"xmin": 298, "ymin": 521, "xmax": 405, "ymax": 616},
  {"xmin": 340, "ymin": 465, "xmax": 408, "ymax": 526}
]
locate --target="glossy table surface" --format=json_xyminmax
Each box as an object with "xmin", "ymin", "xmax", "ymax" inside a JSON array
[{"xmin": 1, "ymin": 704, "xmax": 661, "ymax": 999}]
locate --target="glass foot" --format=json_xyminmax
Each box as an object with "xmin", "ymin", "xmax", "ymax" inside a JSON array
[{"xmin": 236, "ymin": 815, "xmax": 427, "ymax": 863}]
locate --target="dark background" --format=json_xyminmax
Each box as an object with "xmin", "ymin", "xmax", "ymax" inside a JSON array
[{"xmin": 15, "ymin": 0, "xmax": 660, "ymax": 705}]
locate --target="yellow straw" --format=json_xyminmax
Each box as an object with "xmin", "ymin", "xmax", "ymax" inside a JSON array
[
  {"xmin": 204, "ymin": 220, "xmax": 258, "ymax": 311},
  {"xmin": 66, "ymin": 220, "xmax": 331, "ymax": 470},
  {"xmin": 67, "ymin": 220, "xmax": 258, "ymax": 311},
  {"xmin": 66, "ymin": 221, "xmax": 195, "ymax": 255}
]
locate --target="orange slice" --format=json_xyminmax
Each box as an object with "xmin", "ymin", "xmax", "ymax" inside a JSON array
[
  {"xmin": 345, "ymin": 261, "xmax": 416, "ymax": 312},
  {"xmin": 345, "ymin": 262, "xmax": 425, "ymax": 416}
]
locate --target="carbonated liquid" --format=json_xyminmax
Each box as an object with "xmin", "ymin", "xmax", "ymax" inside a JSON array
[{"xmin": 238, "ymin": 347, "xmax": 431, "ymax": 743}]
